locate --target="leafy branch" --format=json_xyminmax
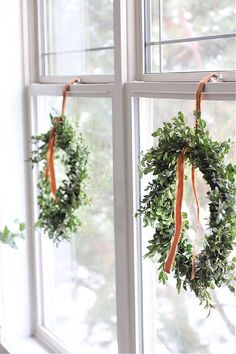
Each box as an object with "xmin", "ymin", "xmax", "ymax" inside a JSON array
[{"xmin": 0, "ymin": 221, "xmax": 25, "ymax": 249}]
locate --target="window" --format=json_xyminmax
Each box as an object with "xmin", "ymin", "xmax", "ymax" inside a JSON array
[
  {"xmin": 144, "ymin": 0, "xmax": 236, "ymax": 73},
  {"xmin": 40, "ymin": 0, "xmax": 114, "ymax": 77},
  {"xmin": 1, "ymin": 0, "xmax": 233, "ymax": 353},
  {"xmin": 136, "ymin": 97, "xmax": 236, "ymax": 353},
  {"xmin": 33, "ymin": 96, "xmax": 117, "ymax": 353}
]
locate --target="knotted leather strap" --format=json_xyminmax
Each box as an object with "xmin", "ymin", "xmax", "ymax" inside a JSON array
[{"xmin": 45, "ymin": 78, "xmax": 80, "ymax": 200}]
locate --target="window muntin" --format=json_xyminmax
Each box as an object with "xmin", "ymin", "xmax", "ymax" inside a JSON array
[
  {"xmin": 35, "ymin": 96, "xmax": 117, "ymax": 353},
  {"xmin": 41, "ymin": 0, "xmax": 114, "ymax": 76},
  {"xmin": 137, "ymin": 97, "xmax": 236, "ymax": 353},
  {"xmin": 145, "ymin": 0, "xmax": 236, "ymax": 73}
]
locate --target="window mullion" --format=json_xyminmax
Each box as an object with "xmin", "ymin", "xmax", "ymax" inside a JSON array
[
  {"xmin": 112, "ymin": 0, "xmax": 137, "ymax": 352},
  {"xmin": 144, "ymin": 0, "xmax": 152, "ymax": 73},
  {"xmin": 158, "ymin": 0, "xmax": 163, "ymax": 72}
]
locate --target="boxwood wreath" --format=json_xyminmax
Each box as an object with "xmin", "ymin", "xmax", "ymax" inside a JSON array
[
  {"xmin": 31, "ymin": 114, "xmax": 89, "ymax": 243},
  {"xmin": 31, "ymin": 79, "xmax": 89, "ymax": 243},
  {"xmin": 137, "ymin": 76, "xmax": 236, "ymax": 310}
]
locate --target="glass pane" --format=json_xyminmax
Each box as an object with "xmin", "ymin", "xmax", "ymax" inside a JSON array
[
  {"xmin": 162, "ymin": 0, "xmax": 236, "ymax": 40},
  {"xmin": 162, "ymin": 37, "xmax": 236, "ymax": 72},
  {"xmin": 44, "ymin": 48, "xmax": 114, "ymax": 76},
  {"xmin": 43, "ymin": 0, "xmax": 114, "ymax": 75},
  {"xmin": 139, "ymin": 98, "xmax": 236, "ymax": 353},
  {"xmin": 149, "ymin": 45, "xmax": 160, "ymax": 73},
  {"xmin": 37, "ymin": 96, "xmax": 117, "ymax": 353},
  {"xmin": 151, "ymin": 0, "xmax": 159, "ymax": 43}
]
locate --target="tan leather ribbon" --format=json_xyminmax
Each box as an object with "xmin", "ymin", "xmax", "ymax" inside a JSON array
[
  {"xmin": 164, "ymin": 73, "xmax": 217, "ymax": 278},
  {"xmin": 191, "ymin": 73, "xmax": 217, "ymax": 279},
  {"xmin": 45, "ymin": 125, "xmax": 57, "ymax": 197},
  {"xmin": 45, "ymin": 78, "xmax": 80, "ymax": 200},
  {"xmin": 191, "ymin": 165, "xmax": 200, "ymax": 280},
  {"xmin": 164, "ymin": 150, "xmax": 186, "ymax": 273},
  {"xmin": 195, "ymin": 73, "xmax": 217, "ymax": 126}
]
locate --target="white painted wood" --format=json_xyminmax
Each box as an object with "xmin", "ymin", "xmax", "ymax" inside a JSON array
[
  {"xmin": 130, "ymin": 97, "xmax": 144, "ymax": 354},
  {"xmin": 35, "ymin": 327, "xmax": 70, "ymax": 354},
  {"xmin": 40, "ymin": 74, "xmax": 115, "ymax": 84},
  {"xmin": 136, "ymin": 0, "xmax": 145, "ymax": 80},
  {"xmin": 28, "ymin": 83, "xmax": 114, "ymax": 97},
  {"xmin": 126, "ymin": 81, "xmax": 236, "ymax": 100},
  {"xmin": 112, "ymin": 0, "xmax": 137, "ymax": 353},
  {"xmin": 126, "ymin": 0, "xmax": 138, "ymax": 81},
  {"xmin": 142, "ymin": 71, "xmax": 236, "ymax": 82},
  {"xmin": 149, "ymin": 32, "xmax": 236, "ymax": 46}
]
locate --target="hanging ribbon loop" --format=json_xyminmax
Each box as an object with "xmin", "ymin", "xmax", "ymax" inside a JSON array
[
  {"xmin": 195, "ymin": 73, "xmax": 217, "ymax": 125},
  {"xmin": 61, "ymin": 78, "xmax": 80, "ymax": 116},
  {"xmin": 45, "ymin": 78, "xmax": 80, "ymax": 200},
  {"xmin": 164, "ymin": 73, "xmax": 217, "ymax": 278}
]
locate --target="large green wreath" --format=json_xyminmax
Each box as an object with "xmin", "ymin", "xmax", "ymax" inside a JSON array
[
  {"xmin": 137, "ymin": 111, "xmax": 236, "ymax": 309},
  {"xmin": 31, "ymin": 115, "xmax": 89, "ymax": 243}
]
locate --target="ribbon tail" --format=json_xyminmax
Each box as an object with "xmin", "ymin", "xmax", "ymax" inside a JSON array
[
  {"xmin": 45, "ymin": 127, "xmax": 57, "ymax": 200},
  {"xmin": 164, "ymin": 153, "xmax": 185, "ymax": 273},
  {"xmin": 191, "ymin": 166, "xmax": 200, "ymax": 280}
]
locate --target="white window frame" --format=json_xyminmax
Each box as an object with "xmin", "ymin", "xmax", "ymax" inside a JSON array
[
  {"xmin": 27, "ymin": 82, "xmax": 137, "ymax": 354},
  {"xmin": 1, "ymin": 0, "xmax": 234, "ymax": 353},
  {"xmin": 136, "ymin": 0, "xmax": 236, "ymax": 81},
  {"xmin": 24, "ymin": 0, "xmax": 138, "ymax": 353},
  {"xmin": 36, "ymin": 0, "xmax": 115, "ymax": 83},
  {"xmin": 127, "ymin": 82, "xmax": 236, "ymax": 353}
]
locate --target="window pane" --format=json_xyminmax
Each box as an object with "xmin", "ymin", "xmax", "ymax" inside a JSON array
[
  {"xmin": 147, "ymin": 44, "xmax": 160, "ymax": 73},
  {"xmin": 145, "ymin": 0, "xmax": 236, "ymax": 73},
  {"xmin": 44, "ymin": 48, "xmax": 114, "ymax": 76},
  {"xmin": 150, "ymin": 0, "xmax": 159, "ymax": 43},
  {"xmin": 42, "ymin": 0, "xmax": 114, "ymax": 75},
  {"xmin": 36, "ymin": 96, "xmax": 117, "ymax": 353},
  {"xmin": 138, "ymin": 98, "xmax": 236, "ymax": 353},
  {"xmin": 162, "ymin": 37, "xmax": 236, "ymax": 72},
  {"xmin": 162, "ymin": 0, "xmax": 236, "ymax": 40}
]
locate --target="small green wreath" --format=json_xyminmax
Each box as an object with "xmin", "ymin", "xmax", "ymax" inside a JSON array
[
  {"xmin": 137, "ymin": 111, "xmax": 236, "ymax": 309},
  {"xmin": 31, "ymin": 114, "xmax": 89, "ymax": 243}
]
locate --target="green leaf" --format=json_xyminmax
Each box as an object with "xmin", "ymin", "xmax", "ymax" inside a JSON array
[
  {"xmin": 228, "ymin": 285, "xmax": 235, "ymax": 293},
  {"xmin": 2, "ymin": 226, "xmax": 9, "ymax": 237},
  {"xmin": 19, "ymin": 223, "xmax": 26, "ymax": 232},
  {"xmin": 152, "ymin": 128, "xmax": 162, "ymax": 137},
  {"xmin": 199, "ymin": 119, "xmax": 206, "ymax": 129},
  {"xmin": 177, "ymin": 278, "xmax": 181, "ymax": 294}
]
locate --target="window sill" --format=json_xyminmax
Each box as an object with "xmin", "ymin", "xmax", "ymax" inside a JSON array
[{"xmin": 1, "ymin": 337, "xmax": 52, "ymax": 354}]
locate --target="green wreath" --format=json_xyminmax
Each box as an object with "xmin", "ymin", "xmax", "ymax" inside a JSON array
[
  {"xmin": 31, "ymin": 115, "xmax": 89, "ymax": 243},
  {"xmin": 137, "ymin": 111, "xmax": 236, "ymax": 309}
]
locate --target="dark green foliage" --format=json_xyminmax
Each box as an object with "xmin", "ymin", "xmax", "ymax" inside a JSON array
[
  {"xmin": 137, "ymin": 111, "xmax": 236, "ymax": 309},
  {"xmin": 31, "ymin": 115, "xmax": 89, "ymax": 243},
  {"xmin": 0, "ymin": 221, "xmax": 25, "ymax": 248}
]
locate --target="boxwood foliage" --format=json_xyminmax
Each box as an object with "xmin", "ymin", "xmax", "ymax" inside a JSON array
[
  {"xmin": 31, "ymin": 115, "xmax": 89, "ymax": 244},
  {"xmin": 0, "ymin": 221, "xmax": 25, "ymax": 248},
  {"xmin": 137, "ymin": 111, "xmax": 236, "ymax": 309}
]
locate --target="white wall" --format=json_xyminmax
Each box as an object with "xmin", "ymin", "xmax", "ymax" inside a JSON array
[{"xmin": 0, "ymin": 0, "xmax": 32, "ymax": 346}]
